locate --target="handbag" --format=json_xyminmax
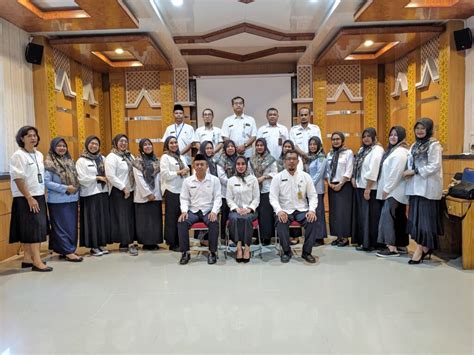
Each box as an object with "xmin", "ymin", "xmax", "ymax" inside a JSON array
[{"xmin": 448, "ymin": 181, "xmax": 474, "ymax": 200}]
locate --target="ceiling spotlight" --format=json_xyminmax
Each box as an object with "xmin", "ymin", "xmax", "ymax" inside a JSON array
[
  {"xmin": 115, "ymin": 48, "xmax": 124, "ymax": 54},
  {"xmin": 171, "ymin": 0, "xmax": 183, "ymax": 6},
  {"xmin": 364, "ymin": 40, "xmax": 374, "ymax": 47}
]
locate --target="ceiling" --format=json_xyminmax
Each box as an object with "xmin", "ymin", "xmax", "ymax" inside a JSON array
[{"xmin": 0, "ymin": 0, "xmax": 473, "ymax": 73}]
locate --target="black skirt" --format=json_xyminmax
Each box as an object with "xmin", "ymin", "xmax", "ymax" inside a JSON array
[
  {"xmin": 135, "ymin": 200, "xmax": 163, "ymax": 245},
  {"xmin": 108, "ymin": 187, "xmax": 135, "ymax": 244},
  {"xmin": 407, "ymin": 196, "xmax": 443, "ymax": 250},
  {"xmin": 377, "ymin": 197, "xmax": 408, "ymax": 247},
  {"xmin": 315, "ymin": 194, "xmax": 327, "ymax": 239},
  {"xmin": 328, "ymin": 182, "xmax": 353, "ymax": 238},
  {"xmin": 257, "ymin": 192, "xmax": 275, "ymax": 240},
  {"xmin": 80, "ymin": 192, "xmax": 110, "ymax": 248},
  {"xmin": 351, "ymin": 188, "xmax": 383, "ymax": 248},
  {"xmin": 9, "ymin": 195, "xmax": 48, "ymax": 244}
]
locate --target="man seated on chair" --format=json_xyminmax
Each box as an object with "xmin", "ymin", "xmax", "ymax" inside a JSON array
[
  {"xmin": 269, "ymin": 150, "xmax": 319, "ymax": 264},
  {"xmin": 178, "ymin": 154, "xmax": 222, "ymax": 265}
]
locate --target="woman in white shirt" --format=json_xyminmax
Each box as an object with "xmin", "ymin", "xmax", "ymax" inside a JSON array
[
  {"xmin": 160, "ymin": 136, "xmax": 189, "ymax": 251},
  {"xmin": 375, "ymin": 126, "xmax": 410, "ymax": 258},
  {"xmin": 105, "ymin": 134, "xmax": 137, "ymax": 256},
  {"xmin": 76, "ymin": 135, "xmax": 110, "ymax": 257},
  {"xmin": 250, "ymin": 138, "xmax": 277, "ymax": 245},
  {"xmin": 9, "ymin": 126, "xmax": 51, "ymax": 271},
  {"xmin": 403, "ymin": 118, "xmax": 443, "ymax": 264},
  {"xmin": 276, "ymin": 140, "xmax": 304, "ymax": 173},
  {"xmin": 227, "ymin": 156, "xmax": 260, "ymax": 262},
  {"xmin": 326, "ymin": 131, "xmax": 354, "ymax": 247},
  {"xmin": 216, "ymin": 140, "xmax": 238, "ymax": 241},
  {"xmin": 132, "ymin": 138, "xmax": 163, "ymax": 250},
  {"xmin": 351, "ymin": 128, "xmax": 385, "ymax": 251}
]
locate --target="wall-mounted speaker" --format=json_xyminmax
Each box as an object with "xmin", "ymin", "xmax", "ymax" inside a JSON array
[
  {"xmin": 453, "ymin": 28, "xmax": 472, "ymax": 51},
  {"xmin": 25, "ymin": 43, "xmax": 44, "ymax": 64}
]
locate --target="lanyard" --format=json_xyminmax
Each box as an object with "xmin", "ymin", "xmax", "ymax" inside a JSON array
[
  {"xmin": 174, "ymin": 123, "xmax": 184, "ymax": 139},
  {"xmin": 24, "ymin": 149, "xmax": 40, "ymax": 172}
]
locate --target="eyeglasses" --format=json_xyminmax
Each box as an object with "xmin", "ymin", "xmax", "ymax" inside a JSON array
[{"xmin": 285, "ymin": 157, "xmax": 298, "ymax": 161}]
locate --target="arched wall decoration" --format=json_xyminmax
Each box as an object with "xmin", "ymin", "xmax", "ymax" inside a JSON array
[
  {"xmin": 326, "ymin": 65, "xmax": 362, "ymax": 102},
  {"xmin": 81, "ymin": 65, "xmax": 98, "ymax": 106},
  {"xmin": 52, "ymin": 48, "xmax": 76, "ymax": 98},
  {"xmin": 125, "ymin": 71, "xmax": 161, "ymax": 108}
]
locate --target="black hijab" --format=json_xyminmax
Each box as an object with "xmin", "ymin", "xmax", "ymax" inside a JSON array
[
  {"xmin": 199, "ymin": 140, "xmax": 218, "ymax": 177},
  {"xmin": 411, "ymin": 118, "xmax": 436, "ymax": 165},
  {"xmin": 132, "ymin": 138, "xmax": 160, "ymax": 190},
  {"xmin": 329, "ymin": 131, "xmax": 347, "ymax": 181},
  {"xmin": 81, "ymin": 135, "xmax": 106, "ymax": 181},
  {"xmin": 353, "ymin": 127, "xmax": 377, "ymax": 180}
]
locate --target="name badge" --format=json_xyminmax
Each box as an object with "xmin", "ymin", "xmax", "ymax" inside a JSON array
[
  {"xmin": 234, "ymin": 184, "xmax": 241, "ymax": 186},
  {"xmin": 245, "ymin": 123, "xmax": 251, "ymax": 127},
  {"xmin": 229, "ymin": 124, "xmax": 234, "ymax": 128},
  {"xmin": 296, "ymin": 132, "xmax": 302, "ymax": 136},
  {"xmin": 190, "ymin": 186, "xmax": 197, "ymax": 189},
  {"xmin": 282, "ymin": 178, "xmax": 288, "ymax": 182},
  {"xmin": 297, "ymin": 191, "xmax": 303, "ymax": 200}
]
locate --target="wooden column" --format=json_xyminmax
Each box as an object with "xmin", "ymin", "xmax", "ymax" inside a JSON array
[
  {"xmin": 313, "ymin": 65, "xmax": 327, "ymax": 140},
  {"xmin": 160, "ymin": 70, "xmax": 174, "ymax": 128},
  {"xmin": 109, "ymin": 72, "xmax": 126, "ymax": 137},
  {"xmin": 362, "ymin": 64, "xmax": 378, "ymax": 130}
]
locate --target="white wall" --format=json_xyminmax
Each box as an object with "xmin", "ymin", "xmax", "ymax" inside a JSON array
[
  {"xmin": 464, "ymin": 17, "xmax": 474, "ymax": 153},
  {"xmin": 0, "ymin": 18, "xmax": 35, "ymax": 172},
  {"xmin": 195, "ymin": 74, "xmax": 293, "ymax": 129}
]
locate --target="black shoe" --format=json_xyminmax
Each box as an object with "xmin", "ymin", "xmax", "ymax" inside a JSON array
[
  {"xmin": 170, "ymin": 245, "xmax": 181, "ymax": 252},
  {"xmin": 32, "ymin": 265, "xmax": 53, "ymax": 272},
  {"xmin": 331, "ymin": 239, "xmax": 340, "ymax": 246},
  {"xmin": 64, "ymin": 255, "xmax": 83, "ymax": 262},
  {"xmin": 208, "ymin": 252, "xmax": 217, "ymax": 265},
  {"xmin": 302, "ymin": 253, "xmax": 317, "ymax": 263},
  {"xmin": 376, "ymin": 249, "xmax": 400, "ymax": 258},
  {"xmin": 280, "ymin": 252, "xmax": 292, "ymax": 263},
  {"xmin": 143, "ymin": 245, "xmax": 159, "ymax": 250},
  {"xmin": 355, "ymin": 246, "xmax": 373, "ymax": 252},
  {"xmin": 236, "ymin": 257, "xmax": 243, "ymax": 263},
  {"xmin": 21, "ymin": 261, "xmax": 47, "ymax": 268},
  {"xmin": 179, "ymin": 252, "xmax": 190, "ymax": 265},
  {"xmin": 337, "ymin": 239, "xmax": 349, "ymax": 247},
  {"xmin": 262, "ymin": 239, "xmax": 271, "ymax": 246},
  {"xmin": 314, "ymin": 239, "xmax": 325, "ymax": 246}
]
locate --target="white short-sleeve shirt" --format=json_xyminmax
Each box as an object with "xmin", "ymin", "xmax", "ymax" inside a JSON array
[
  {"xmin": 221, "ymin": 114, "xmax": 257, "ymax": 158},
  {"xmin": 162, "ymin": 122, "xmax": 196, "ymax": 165},
  {"xmin": 257, "ymin": 123, "xmax": 289, "ymax": 160},
  {"xmin": 289, "ymin": 124, "xmax": 322, "ymax": 153},
  {"xmin": 10, "ymin": 149, "xmax": 45, "ymax": 197}
]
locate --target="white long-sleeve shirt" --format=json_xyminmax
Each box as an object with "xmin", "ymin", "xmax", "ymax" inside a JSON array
[
  {"xmin": 226, "ymin": 175, "xmax": 260, "ymax": 211},
  {"xmin": 376, "ymin": 146, "xmax": 409, "ymax": 204},
  {"xmin": 105, "ymin": 152, "xmax": 135, "ymax": 193},
  {"xmin": 269, "ymin": 169, "xmax": 318, "ymax": 214},
  {"xmin": 217, "ymin": 164, "xmax": 230, "ymax": 197},
  {"xmin": 406, "ymin": 141, "xmax": 443, "ymax": 200},
  {"xmin": 76, "ymin": 156, "xmax": 108, "ymax": 197},
  {"xmin": 256, "ymin": 123, "xmax": 289, "ymax": 160},
  {"xmin": 159, "ymin": 153, "xmax": 189, "ymax": 194},
  {"xmin": 180, "ymin": 173, "xmax": 222, "ymax": 214},
  {"xmin": 9, "ymin": 149, "xmax": 45, "ymax": 197},
  {"xmin": 354, "ymin": 145, "xmax": 384, "ymax": 189},
  {"xmin": 289, "ymin": 124, "xmax": 322, "ymax": 153},
  {"xmin": 249, "ymin": 161, "xmax": 277, "ymax": 194},
  {"xmin": 326, "ymin": 149, "xmax": 354, "ymax": 183},
  {"xmin": 133, "ymin": 168, "xmax": 162, "ymax": 203}
]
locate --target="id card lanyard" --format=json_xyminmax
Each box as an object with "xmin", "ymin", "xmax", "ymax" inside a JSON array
[{"xmin": 25, "ymin": 149, "xmax": 42, "ymax": 183}]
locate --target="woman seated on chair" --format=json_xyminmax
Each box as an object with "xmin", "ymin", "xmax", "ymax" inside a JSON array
[{"xmin": 226, "ymin": 156, "xmax": 260, "ymax": 263}]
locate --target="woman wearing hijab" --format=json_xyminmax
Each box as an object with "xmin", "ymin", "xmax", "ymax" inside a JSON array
[
  {"xmin": 375, "ymin": 126, "xmax": 410, "ymax": 258},
  {"xmin": 9, "ymin": 126, "xmax": 51, "ymax": 271},
  {"xmin": 216, "ymin": 140, "xmax": 238, "ymax": 241},
  {"xmin": 133, "ymin": 138, "xmax": 163, "ymax": 250},
  {"xmin": 403, "ymin": 118, "xmax": 443, "ymax": 264},
  {"xmin": 44, "ymin": 137, "xmax": 81, "ymax": 262},
  {"xmin": 351, "ymin": 128, "xmax": 385, "ymax": 251},
  {"xmin": 306, "ymin": 136, "xmax": 328, "ymax": 246},
  {"xmin": 227, "ymin": 156, "xmax": 260, "ymax": 262},
  {"xmin": 277, "ymin": 140, "xmax": 304, "ymax": 173},
  {"xmin": 199, "ymin": 140, "xmax": 219, "ymax": 177},
  {"xmin": 76, "ymin": 135, "xmax": 110, "ymax": 256},
  {"xmin": 326, "ymin": 131, "xmax": 354, "ymax": 247},
  {"xmin": 160, "ymin": 136, "xmax": 189, "ymax": 251},
  {"xmin": 105, "ymin": 134, "xmax": 137, "ymax": 256},
  {"xmin": 250, "ymin": 138, "xmax": 277, "ymax": 245}
]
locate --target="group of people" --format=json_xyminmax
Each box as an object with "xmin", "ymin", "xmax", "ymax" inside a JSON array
[{"xmin": 8, "ymin": 96, "xmax": 443, "ymax": 272}]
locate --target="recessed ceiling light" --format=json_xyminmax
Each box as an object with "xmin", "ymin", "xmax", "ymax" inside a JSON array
[
  {"xmin": 364, "ymin": 40, "xmax": 374, "ymax": 47},
  {"xmin": 171, "ymin": 0, "xmax": 183, "ymax": 6},
  {"xmin": 115, "ymin": 48, "xmax": 124, "ymax": 54}
]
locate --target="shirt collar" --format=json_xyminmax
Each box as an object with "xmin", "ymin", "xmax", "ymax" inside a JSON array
[{"xmin": 191, "ymin": 173, "xmax": 210, "ymax": 182}]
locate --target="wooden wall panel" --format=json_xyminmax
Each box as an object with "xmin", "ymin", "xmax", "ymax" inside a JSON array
[{"xmin": 0, "ymin": 180, "xmax": 17, "ymax": 262}]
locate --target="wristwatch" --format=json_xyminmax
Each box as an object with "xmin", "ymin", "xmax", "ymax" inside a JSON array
[{"xmin": 414, "ymin": 168, "xmax": 419, "ymax": 174}]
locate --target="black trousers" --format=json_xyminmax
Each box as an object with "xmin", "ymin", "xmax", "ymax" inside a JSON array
[
  {"xmin": 164, "ymin": 190, "xmax": 180, "ymax": 248},
  {"xmin": 178, "ymin": 211, "xmax": 219, "ymax": 253},
  {"xmin": 220, "ymin": 198, "xmax": 230, "ymax": 239},
  {"xmin": 228, "ymin": 212, "xmax": 257, "ymax": 246},
  {"xmin": 377, "ymin": 197, "xmax": 408, "ymax": 247},
  {"xmin": 276, "ymin": 211, "xmax": 317, "ymax": 254},
  {"xmin": 257, "ymin": 193, "xmax": 275, "ymax": 242}
]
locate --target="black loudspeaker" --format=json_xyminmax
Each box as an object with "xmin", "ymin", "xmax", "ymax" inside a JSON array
[
  {"xmin": 453, "ymin": 28, "xmax": 472, "ymax": 51},
  {"xmin": 25, "ymin": 43, "xmax": 44, "ymax": 64}
]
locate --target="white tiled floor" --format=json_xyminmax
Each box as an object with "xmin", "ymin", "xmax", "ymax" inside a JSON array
[{"xmin": 0, "ymin": 245, "xmax": 473, "ymax": 354}]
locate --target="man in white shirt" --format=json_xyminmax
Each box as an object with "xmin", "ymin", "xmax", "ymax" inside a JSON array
[
  {"xmin": 289, "ymin": 107, "xmax": 322, "ymax": 160},
  {"xmin": 162, "ymin": 104, "xmax": 196, "ymax": 166},
  {"xmin": 269, "ymin": 150, "xmax": 319, "ymax": 263},
  {"xmin": 177, "ymin": 154, "xmax": 222, "ymax": 265},
  {"xmin": 221, "ymin": 96, "xmax": 257, "ymax": 158},
  {"xmin": 194, "ymin": 108, "xmax": 223, "ymax": 153},
  {"xmin": 256, "ymin": 107, "xmax": 289, "ymax": 160}
]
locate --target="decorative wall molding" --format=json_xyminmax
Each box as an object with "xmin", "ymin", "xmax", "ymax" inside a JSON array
[
  {"xmin": 415, "ymin": 57, "xmax": 440, "ymax": 89},
  {"xmin": 174, "ymin": 68, "xmax": 189, "ymax": 103},
  {"xmin": 181, "ymin": 46, "xmax": 306, "ymax": 62},
  {"xmin": 297, "ymin": 65, "xmax": 312, "ymax": 99},
  {"xmin": 391, "ymin": 72, "xmax": 408, "ymax": 97},
  {"xmin": 327, "ymin": 64, "xmax": 362, "ymax": 102},
  {"xmin": 81, "ymin": 65, "xmax": 97, "ymax": 106},
  {"xmin": 54, "ymin": 69, "xmax": 76, "ymax": 98},
  {"xmin": 125, "ymin": 71, "xmax": 161, "ymax": 108}
]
